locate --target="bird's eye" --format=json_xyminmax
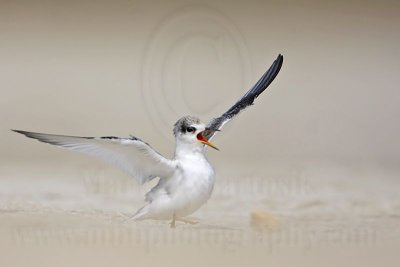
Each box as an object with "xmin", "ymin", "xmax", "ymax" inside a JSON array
[{"xmin": 186, "ymin": 127, "xmax": 196, "ymax": 133}]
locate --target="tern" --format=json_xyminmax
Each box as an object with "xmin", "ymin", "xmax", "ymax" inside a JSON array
[{"xmin": 13, "ymin": 54, "xmax": 283, "ymax": 227}]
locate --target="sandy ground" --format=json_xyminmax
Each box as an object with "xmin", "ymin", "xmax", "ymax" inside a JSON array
[{"xmin": 1, "ymin": 160, "xmax": 399, "ymax": 267}]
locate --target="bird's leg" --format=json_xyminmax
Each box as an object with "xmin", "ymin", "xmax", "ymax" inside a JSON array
[
  {"xmin": 170, "ymin": 213, "xmax": 176, "ymax": 228},
  {"xmin": 118, "ymin": 212, "xmax": 136, "ymax": 222},
  {"xmin": 176, "ymin": 218, "xmax": 198, "ymax": 225}
]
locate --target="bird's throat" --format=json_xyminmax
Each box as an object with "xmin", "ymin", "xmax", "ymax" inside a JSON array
[{"xmin": 174, "ymin": 140, "xmax": 205, "ymax": 159}]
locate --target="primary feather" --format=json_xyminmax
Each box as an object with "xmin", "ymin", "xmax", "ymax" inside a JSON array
[
  {"xmin": 204, "ymin": 54, "xmax": 283, "ymax": 141},
  {"xmin": 12, "ymin": 130, "xmax": 176, "ymax": 184}
]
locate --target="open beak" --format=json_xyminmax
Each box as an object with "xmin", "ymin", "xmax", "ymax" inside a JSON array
[{"xmin": 197, "ymin": 128, "xmax": 220, "ymax": 151}]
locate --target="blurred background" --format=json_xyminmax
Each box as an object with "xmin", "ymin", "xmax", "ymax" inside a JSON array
[{"xmin": 0, "ymin": 0, "xmax": 400, "ymax": 266}]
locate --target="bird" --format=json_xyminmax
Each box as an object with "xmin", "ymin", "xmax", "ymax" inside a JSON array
[{"xmin": 13, "ymin": 54, "xmax": 283, "ymax": 227}]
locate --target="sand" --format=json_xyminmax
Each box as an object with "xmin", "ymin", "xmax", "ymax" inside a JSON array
[{"xmin": 1, "ymin": 160, "xmax": 399, "ymax": 267}]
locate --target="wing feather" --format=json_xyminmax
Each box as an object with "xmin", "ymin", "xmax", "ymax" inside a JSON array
[
  {"xmin": 204, "ymin": 54, "xmax": 283, "ymax": 141},
  {"xmin": 12, "ymin": 130, "xmax": 176, "ymax": 184}
]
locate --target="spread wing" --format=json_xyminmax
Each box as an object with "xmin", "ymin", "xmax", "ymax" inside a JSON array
[
  {"xmin": 12, "ymin": 130, "xmax": 176, "ymax": 185},
  {"xmin": 204, "ymin": 54, "xmax": 283, "ymax": 141}
]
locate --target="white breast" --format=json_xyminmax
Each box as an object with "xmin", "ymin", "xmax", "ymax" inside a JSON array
[
  {"xmin": 137, "ymin": 136, "xmax": 216, "ymax": 220},
  {"xmin": 169, "ymin": 153, "xmax": 215, "ymax": 217},
  {"xmin": 141, "ymin": 152, "xmax": 215, "ymax": 220}
]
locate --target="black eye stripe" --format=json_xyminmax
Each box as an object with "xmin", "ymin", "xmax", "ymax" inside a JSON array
[{"xmin": 186, "ymin": 127, "xmax": 196, "ymax": 133}]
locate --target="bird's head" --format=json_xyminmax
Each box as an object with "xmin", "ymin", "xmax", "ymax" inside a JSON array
[{"xmin": 173, "ymin": 116, "xmax": 219, "ymax": 151}]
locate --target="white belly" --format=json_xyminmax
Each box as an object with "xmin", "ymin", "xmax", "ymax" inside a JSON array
[
  {"xmin": 141, "ymin": 154, "xmax": 215, "ymax": 220},
  {"xmin": 172, "ymin": 159, "xmax": 215, "ymax": 217}
]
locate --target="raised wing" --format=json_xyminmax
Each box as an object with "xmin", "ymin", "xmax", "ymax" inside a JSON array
[
  {"xmin": 204, "ymin": 54, "xmax": 283, "ymax": 141},
  {"xmin": 12, "ymin": 130, "xmax": 176, "ymax": 184}
]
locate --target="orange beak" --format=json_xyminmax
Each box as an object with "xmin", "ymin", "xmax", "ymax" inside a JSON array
[{"xmin": 197, "ymin": 129, "xmax": 220, "ymax": 151}]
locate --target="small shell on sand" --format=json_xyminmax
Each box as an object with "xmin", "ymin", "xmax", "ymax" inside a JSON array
[{"xmin": 250, "ymin": 210, "xmax": 280, "ymax": 230}]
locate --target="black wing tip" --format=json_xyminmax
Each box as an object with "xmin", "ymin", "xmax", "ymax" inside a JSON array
[
  {"xmin": 12, "ymin": 129, "xmax": 33, "ymax": 136},
  {"xmin": 275, "ymin": 54, "xmax": 284, "ymax": 69},
  {"xmin": 12, "ymin": 129, "xmax": 95, "ymax": 141},
  {"xmin": 11, "ymin": 129, "xmax": 51, "ymax": 144},
  {"xmin": 252, "ymin": 53, "xmax": 284, "ymax": 94},
  {"xmin": 274, "ymin": 54, "xmax": 284, "ymax": 70},
  {"xmin": 269, "ymin": 53, "xmax": 284, "ymax": 77},
  {"xmin": 11, "ymin": 129, "xmax": 46, "ymax": 140},
  {"xmin": 276, "ymin": 54, "xmax": 284, "ymax": 71}
]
